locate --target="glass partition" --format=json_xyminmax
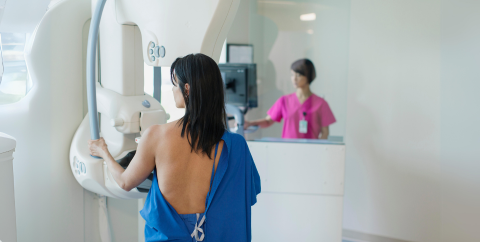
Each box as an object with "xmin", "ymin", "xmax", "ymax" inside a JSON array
[
  {"xmin": 227, "ymin": 0, "xmax": 350, "ymax": 140},
  {"xmin": 143, "ymin": 0, "xmax": 350, "ymax": 139},
  {"xmin": 0, "ymin": 33, "xmax": 32, "ymax": 105}
]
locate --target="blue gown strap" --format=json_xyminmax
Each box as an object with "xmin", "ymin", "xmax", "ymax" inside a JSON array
[
  {"xmin": 204, "ymin": 142, "xmax": 219, "ymax": 211},
  {"xmin": 209, "ymin": 142, "xmax": 219, "ymax": 190}
]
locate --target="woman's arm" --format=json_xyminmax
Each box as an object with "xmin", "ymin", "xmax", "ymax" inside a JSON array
[
  {"xmin": 244, "ymin": 115, "xmax": 275, "ymax": 129},
  {"xmin": 319, "ymin": 126, "xmax": 329, "ymax": 139},
  {"xmin": 88, "ymin": 126, "xmax": 158, "ymax": 191}
]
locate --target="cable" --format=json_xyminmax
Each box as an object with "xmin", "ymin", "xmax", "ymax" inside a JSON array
[{"xmin": 98, "ymin": 196, "xmax": 112, "ymax": 242}]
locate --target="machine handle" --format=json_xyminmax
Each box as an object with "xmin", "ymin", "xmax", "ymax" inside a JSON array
[
  {"xmin": 86, "ymin": 0, "xmax": 107, "ymax": 158},
  {"xmin": 225, "ymin": 104, "xmax": 245, "ymax": 136},
  {"xmin": 244, "ymin": 125, "xmax": 259, "ymax": 134}
]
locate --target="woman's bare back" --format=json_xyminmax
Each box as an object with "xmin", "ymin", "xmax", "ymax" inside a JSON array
[{"xmin": 152, "ymin": 121, "xmax": 224, "ymax": 214}]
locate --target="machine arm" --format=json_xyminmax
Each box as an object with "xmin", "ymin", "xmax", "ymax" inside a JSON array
[{"xmin": 86, "ymin": 0, "xmax": 107, "ymax": 142}]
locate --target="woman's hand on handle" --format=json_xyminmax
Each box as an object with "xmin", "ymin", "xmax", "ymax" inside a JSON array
[
  {"xmin": 87, "ymin": 126, "xmax": 157, "ymax": 192},
  {"xmin": 88, "ymin": 138, "xmax": 109, "ymax": 159},
  {"xmin": 244, "ymin": 120, "xmax": 251, "ymax": 130}
]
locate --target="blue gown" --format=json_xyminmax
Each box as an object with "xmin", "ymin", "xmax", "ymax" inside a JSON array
[{"xmin": 140, "ymin": 130, "xmax": 261, "ymax": 242}]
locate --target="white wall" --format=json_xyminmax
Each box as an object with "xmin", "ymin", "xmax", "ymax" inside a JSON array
[
  {"xmin": 344, "ymin": 1, "xmax": 442, "ymax": 241},
  {"xmin": 345, "ymin": 0, "xmax": 480, "ymax": 241},
  {"xmin": 439, "ymin": 0, "xmax": 480, "ymax": 241}
]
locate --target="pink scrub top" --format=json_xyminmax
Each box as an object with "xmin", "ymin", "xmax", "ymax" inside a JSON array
[{"xmin": 267, "ymin": 93, "xmax": 336, "ymax": 139}]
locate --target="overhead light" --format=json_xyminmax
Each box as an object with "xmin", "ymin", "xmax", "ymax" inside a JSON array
[
  {"xmin": 300, "ymin": 13, "xmax": 316, "ymax": 21},
  {"xmin": 307, "ymin": 29, "xmax": 314, "ymax": 35},
  {"xmin": 258, "ymin": 1, "xmax": 295, "ymax": 5}
]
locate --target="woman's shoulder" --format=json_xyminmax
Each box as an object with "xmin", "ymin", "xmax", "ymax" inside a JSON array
[
  {"xmin": 224, "ymin": 130, "xmax": 245, "ymax": 143},
  {"xmin": 141, "ymin": 122, "xmax": 181, "ymax": 145},
  {"xmin": 223, "ymin": 131, "xmax": 248, "ymax": 150},
  {"xmin": 311, "ymin": 93, "xmax": 328, "ymax": 103},
  {"xmin": 144, "ymin": 121, "xmax": 176, "ymax": 135},
  {"xmin": 274, "ymin": 93, "xmax": 295, "ymax": 104},
  {"xmin": 284, "ymin": 93, "xmax": 297, "ymax": 99}
]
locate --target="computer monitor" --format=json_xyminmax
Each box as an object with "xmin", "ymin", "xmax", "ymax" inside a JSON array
[{"xmin": 218, "ymin": 63, "xmax": 257, "ymax": 109}]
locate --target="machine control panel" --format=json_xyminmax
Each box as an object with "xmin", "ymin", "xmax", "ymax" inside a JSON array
[
  {"xmin": 142, "ymin": 100, "xmax": 151, "ymax": 108},
  {"xmin": 148, "ymin": 41, "xmax": 165, "ymax": 62},
  {"xmin": 73, "ymin": 156, "xmax": 87, "ymax": 175}
]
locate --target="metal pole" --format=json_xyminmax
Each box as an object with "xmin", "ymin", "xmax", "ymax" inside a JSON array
[{"xmin": 153, "ymin": 67, "xmax": 162, "ymax": 103}]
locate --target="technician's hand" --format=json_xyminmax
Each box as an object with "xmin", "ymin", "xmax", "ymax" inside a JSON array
[
  {"xmin": 88, "ymin": 138, "xmax": 109, "ymax": 159},
  {"xmin": 244, "ymin": 120, "xmax": 251, "ymax": 130}
]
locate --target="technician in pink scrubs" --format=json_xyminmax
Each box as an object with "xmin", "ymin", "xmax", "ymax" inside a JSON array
[{"xmin": 244, "ymin": 59, "xmax": 336, "ymax": 139}]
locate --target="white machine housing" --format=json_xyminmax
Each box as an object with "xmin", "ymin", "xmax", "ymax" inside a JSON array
[
  {"xmin": 70, "ymin": 0, "xmax": 241, "ymax": 199},
  {"xmin": 69, "ymin": 91, "xmax": 166, "ymax": 199},
  {"xmin": 116, "ymin": 0, "xmax": 237, "ymax": 67}
]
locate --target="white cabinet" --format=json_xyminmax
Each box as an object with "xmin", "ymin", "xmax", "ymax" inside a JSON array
[
  {"xmin": 0, "ymin": 133, "xmax": 17, "ymax": 242},
  {"xmin": 248, "ymin": 139, "xmax": 345, "ymax": 242}
]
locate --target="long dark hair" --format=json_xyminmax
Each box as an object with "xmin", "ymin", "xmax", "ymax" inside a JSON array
[
  {"xmin": 291, "ymin": 58, "xmax": 316, "ymax": 84},
  {"xmin": 170, "ymin": 53, "xmax": 227, "ymax": 158}
]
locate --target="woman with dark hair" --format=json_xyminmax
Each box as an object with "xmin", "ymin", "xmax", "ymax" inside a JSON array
[
  {"xmin": 88, "ymin": 53, "xmax": 261, "ymax": 242},
  {"xmin": 245, "ymin": 58, "xmax": 336, "ymax": 139}
]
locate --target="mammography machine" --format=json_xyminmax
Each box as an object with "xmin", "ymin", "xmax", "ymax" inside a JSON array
[
  {"xmin": 0, "ymin": 0, "xmax": 241, "ymax": 241},
  {"xmin": 69, "ymin": 0, "xmax": 241, "ymax": 199}
]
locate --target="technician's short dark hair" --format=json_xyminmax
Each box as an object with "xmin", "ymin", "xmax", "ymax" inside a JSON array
[{"xmin": 291, "ymin": 59, "xmax": 316, "ymax": 84}]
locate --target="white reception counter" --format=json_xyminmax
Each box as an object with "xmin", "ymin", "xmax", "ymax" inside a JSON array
[{"xmin": 248, "ymin": 138, "xmax": 345, "ymax": 242}]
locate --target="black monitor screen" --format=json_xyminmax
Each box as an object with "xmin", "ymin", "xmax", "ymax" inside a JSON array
[{"xmin": 218, "ymin": 63, "xmax": 257, "ymax": 108}]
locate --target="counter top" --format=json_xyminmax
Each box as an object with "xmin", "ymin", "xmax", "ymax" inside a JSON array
[
  {"xmin": 250, "ymin": 136, "xmax": 344, "ymax": 145},
  {"xmin": 0, "ymin": 133, "xmax": 16, "ymax": 154}
]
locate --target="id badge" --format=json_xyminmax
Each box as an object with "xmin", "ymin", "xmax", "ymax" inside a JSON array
[{"xmin": 299, "ymin": 120, "xmax": 308, "ymax": 133}]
